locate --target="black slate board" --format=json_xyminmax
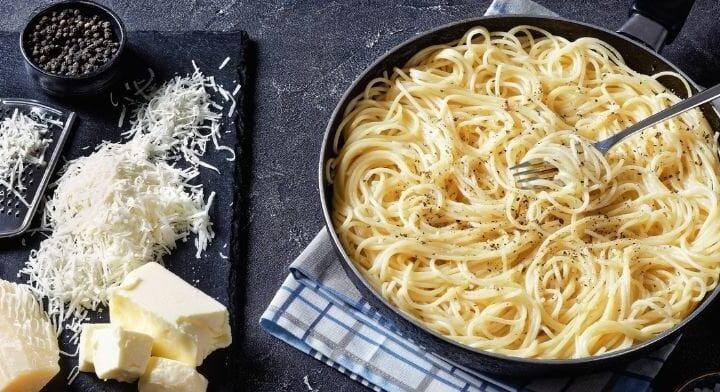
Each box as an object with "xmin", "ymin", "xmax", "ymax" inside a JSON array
[{"xmin": 0, "ymin": 31, "xmax": 248, "ymax": 392}]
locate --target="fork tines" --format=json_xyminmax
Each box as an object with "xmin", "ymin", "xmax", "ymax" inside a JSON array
[{"xmin": 509, "ymin": 159, "xmax": 559, "ymax": 190}]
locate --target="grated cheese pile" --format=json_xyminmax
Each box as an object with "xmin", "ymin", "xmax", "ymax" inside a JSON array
[
  {"xmin": 22, "ymin": 67, "xmax": 234, "ymax": 334},
  {"xmin": 123, "ymin": 66, "xmax": 236, "ymax": 170},
  {"xmin": 0, "ymin": 110, "xmax": 51, "ymax": 205}
]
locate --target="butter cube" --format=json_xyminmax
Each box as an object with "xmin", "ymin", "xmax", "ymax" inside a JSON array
[
  {"xmin": 139, "ymin": 357, "xmax": 208, "ymax": 392},
  {"xmin": 109, "ymin": 262, "xmax": 231, "ymax": 366},
  {"xmin": 92, "ymin": 326, "xmax": 153, "ymax": 382},
  {"xmin": 78, "ymin": 323, "xmax": 111, "ymax": 372}
]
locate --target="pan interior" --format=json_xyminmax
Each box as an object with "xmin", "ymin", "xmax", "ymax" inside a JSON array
[{"xmin": 320, "ymin": 15, "xmax": 720, "ymax": 367}]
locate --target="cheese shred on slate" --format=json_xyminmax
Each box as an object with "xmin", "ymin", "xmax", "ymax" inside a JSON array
[
  {"xmin": 123, "ymin": 70, "xmax": 227, "ymax": 172},
  {"xmin": 22, "ymin": 67, "xmax": 233, "ymax": 334},
  {"xmin": 0, "ymin": 110, "xmax": 51, "ymax": 205}
]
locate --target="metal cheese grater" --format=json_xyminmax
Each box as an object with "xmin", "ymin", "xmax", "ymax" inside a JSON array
[{"xmin": 0, "ymin": 98, "xmax": 76, "ymax": 238}]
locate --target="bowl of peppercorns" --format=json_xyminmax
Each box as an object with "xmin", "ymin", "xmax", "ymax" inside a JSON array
[{"xmin": 20, "ymin": 0, "xmax": 126, "ymax": 96}]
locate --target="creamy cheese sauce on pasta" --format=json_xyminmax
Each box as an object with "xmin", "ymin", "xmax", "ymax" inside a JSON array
[{"xmin": 327, "ymin": 26, "xmax": 720, "ymax": 359}]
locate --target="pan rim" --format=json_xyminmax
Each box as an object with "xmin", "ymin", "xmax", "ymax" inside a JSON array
[{"xmin": 318, "ymin": 13, "xmax": 719, "ymax": 368}]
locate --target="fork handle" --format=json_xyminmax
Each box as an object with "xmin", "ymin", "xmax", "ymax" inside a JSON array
[{"xmin": 593, "ymin": 83, "xmax": 720, "ymax": 154}]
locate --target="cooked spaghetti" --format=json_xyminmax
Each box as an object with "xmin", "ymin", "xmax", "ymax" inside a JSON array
[{"xmin": 327, "ymin": 25, "xmax": 720, "ymax": 359}]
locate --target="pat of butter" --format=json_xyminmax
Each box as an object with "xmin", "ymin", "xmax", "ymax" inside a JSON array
[
  {"xmin": 109, "ymin": 262, "xmax": 231, "ymax": 366},
  {"xmin": 78, "ymin": 323, "xmax": 111, "ymax": 372},
  {"xmin": 139, "ymin": 357, "xmax": 208, "ymax": 392},
  {"xmin": 92, "ymin": 326, "xmax": 153, "ymax": 382}
]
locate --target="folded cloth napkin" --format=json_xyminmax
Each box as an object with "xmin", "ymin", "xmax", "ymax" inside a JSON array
[{"xmin": 260, "ymin": 1, "xmax": 680, "ymax": 391}]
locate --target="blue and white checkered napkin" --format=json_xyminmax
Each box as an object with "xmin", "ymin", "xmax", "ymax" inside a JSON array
[
  {"xmin": 260, "ymin": 1, "xmax": 680, "ymax": 391},
  {"xmin": 261, "ymin": 231, "xmax": 678, "ymax": 392}
]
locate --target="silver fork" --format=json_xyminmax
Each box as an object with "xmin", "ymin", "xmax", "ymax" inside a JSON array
[{"xmin": 510, "ymin": 83, "xmax": 720, "ymax": 190}]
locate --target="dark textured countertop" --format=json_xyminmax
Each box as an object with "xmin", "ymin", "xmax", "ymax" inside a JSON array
[{"xmin": 3, "ymin": 1, "xmax": 720, "ymax": 391}]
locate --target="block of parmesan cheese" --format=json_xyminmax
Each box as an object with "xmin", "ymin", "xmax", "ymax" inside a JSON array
[
  {"xmin": 109, "ymin": 262, "xmax": 231, "ymax": 366},
  {"xmin": 138, "ymin": 357, "xmax": 208, "ymax": 392},
  {"xmin": 0, "ymin": 280, "xmax": 60, "ymax": 392}
]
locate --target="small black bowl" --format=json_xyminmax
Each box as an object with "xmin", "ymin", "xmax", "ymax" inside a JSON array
[{"xmin": 20, "ymin": 0, "xmax": 127, "ymax": 97}]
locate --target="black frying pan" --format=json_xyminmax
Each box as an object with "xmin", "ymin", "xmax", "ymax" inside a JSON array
[{"xmin": 318, "ymin": 0, "xmax": 719, "ymax": 377}]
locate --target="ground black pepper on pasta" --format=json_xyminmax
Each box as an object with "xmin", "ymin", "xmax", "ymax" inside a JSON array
[
  {"xmin": 329, "ymin": 25, "xmax": 720, "ymax": 359},
  {"xmin": 25, "ymin": 8, "xmax": 119, "ymax": 76}
]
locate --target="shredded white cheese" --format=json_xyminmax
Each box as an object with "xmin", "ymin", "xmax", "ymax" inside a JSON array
[
  {"xmin": 122, "ymin": 68, "xmax": 235, "ymax": 170},
  {"xmin": 24, "ymin": 141, "xmax": 215, "ymax": 332},
  {"xmin": 22, "ymin": 67, "xmax": 235, "ymax": 334},
  {"xmin": 117, "ymin": 105, "xmax": 126, "ymax": 128},
  {"xmin": 218, "ymin": 57, "xmax": 230, "ymax": 70},
  {"xmin": 303, "ymin": 375, "xmax": 317, "ymax": 392},
  {"xmin": 66, "ymin": 366, "xmax": 80, "ymax": 385},
  {"xmin": 0, "ymin": 110, "xmax": 52, "ymax": 205}
]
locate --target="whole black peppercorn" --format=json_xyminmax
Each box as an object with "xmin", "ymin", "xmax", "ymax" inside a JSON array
[{"xmin": 25, "ymin": 7, "xmax": 120, "ymax": 76}]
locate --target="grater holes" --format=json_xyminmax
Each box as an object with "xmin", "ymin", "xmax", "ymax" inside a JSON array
[{"xmin": 0, "ymin": 105, "xmax": 67, "ymax": 229}]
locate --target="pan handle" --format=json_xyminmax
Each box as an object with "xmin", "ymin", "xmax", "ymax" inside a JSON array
[{"xmin": 617, "ymin": 0, "xmax": 697, "ymax": 52}]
